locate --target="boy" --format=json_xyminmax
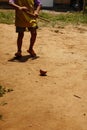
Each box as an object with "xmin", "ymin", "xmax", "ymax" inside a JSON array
[{"xmin": 9, "ymin": 0, "xmax": 41, "ymax": 57}]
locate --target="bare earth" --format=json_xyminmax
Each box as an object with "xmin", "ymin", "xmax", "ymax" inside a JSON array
[{"xmin": 0, "ymin": 23, "xmax": 87, "ymax": 130}]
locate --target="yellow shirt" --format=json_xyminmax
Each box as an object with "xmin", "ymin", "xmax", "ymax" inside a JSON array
[{"xmin": 15, "ymin": 0, "xmax": 37, "ymax": 27}]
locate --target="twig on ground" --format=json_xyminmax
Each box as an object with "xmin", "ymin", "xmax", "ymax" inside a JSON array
[{"xmin": 73, "ymin": 94, "xmax": 81, "ymax": 99}]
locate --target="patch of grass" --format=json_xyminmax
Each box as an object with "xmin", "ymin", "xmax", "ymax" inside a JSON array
[
  {"xmin": 0, "ymin": 9, "xmax": 87, "ymax": 26},
  {"xmin": 0, "ymin": 85, "xmax": 13, "ymax": 97},
  {"xmin": 0, "ymin": 85, "xmax": 6, "ymax": 97},
  {"xmin": 0, "ymin": 10, "xmax": 15, "ymax": 24},
  {"xmin": 40, "ymin": 11, "xmax": 87, "ymax": 25}
]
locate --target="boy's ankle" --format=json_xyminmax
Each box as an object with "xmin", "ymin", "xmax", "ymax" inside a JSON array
[{"xmin": 18, "ymin": 50, "xmax": 22, "ymax": 53}]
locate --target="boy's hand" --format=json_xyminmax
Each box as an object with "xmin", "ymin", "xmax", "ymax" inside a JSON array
[
  {"xmin": 34, "ymin": 11, "xmax": 39, "ymax": 18},
  {"xmin": 18, "ymin": 6, "xmax": 28, "ymax": 11}
]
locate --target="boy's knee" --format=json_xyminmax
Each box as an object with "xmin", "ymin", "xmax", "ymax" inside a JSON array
[
  {"xmin": 31, "ymin": 31, "xmax": 37, "ymax": 37},
  {"xmin": 18, "ymin": 32, "xmax": 24, "ymax": 39}
]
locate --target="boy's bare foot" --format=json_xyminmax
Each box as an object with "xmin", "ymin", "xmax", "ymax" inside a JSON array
[
  {"xmin": 27, "ymin": 49, "xmax": 36, "ymax": 57},
  {"xmin": 40, "ymin": 69, "xmax": 47, "ymax": 76},
  {"xmin": 15, "ymin": 51, "xmax": 22, "ymax": 58}
]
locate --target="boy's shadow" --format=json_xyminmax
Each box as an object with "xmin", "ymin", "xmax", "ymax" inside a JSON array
[{"xmin": 8, "ymin": 55, "xmax": 39, "ymax": 62}]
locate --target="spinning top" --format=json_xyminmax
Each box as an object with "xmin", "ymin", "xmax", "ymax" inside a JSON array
[{"xmin": 40, "ymin": 69, "xmax": 47, "ymax": 76}]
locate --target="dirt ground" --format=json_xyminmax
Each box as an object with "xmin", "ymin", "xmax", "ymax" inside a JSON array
[{"xmin": 0, "ymin": 23, "xmax": 87, "ymax": 130}]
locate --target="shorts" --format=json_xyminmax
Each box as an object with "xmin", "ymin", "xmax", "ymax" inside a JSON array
[{"xmin": 16, "ymin": 26, "xmax": 38, "ymax": 33}]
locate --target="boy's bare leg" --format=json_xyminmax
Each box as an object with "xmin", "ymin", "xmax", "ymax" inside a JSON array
[
  {"xmin": 17, "ymin": 32, "xmax": 24, "ymax": 52},
  {"xmin": 15, "ymin": 32, "xmax": 24, "ymax": 57},
  {"xmin": 27, "ymin": 29, "xmax": 37, "ymax": 57}
]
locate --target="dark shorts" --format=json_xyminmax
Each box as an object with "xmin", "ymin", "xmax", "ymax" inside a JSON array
[{"xmin": 16, "ymin": 26, "xmax": 38, "ymax": 33}]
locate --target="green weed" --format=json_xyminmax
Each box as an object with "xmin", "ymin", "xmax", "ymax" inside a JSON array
[
  {"xmin": 0, "ymin": 10, "xmax": 15, "ymax": 24},
  {"xmin": 0, "ymin": 9, "xmax": 87, "ymax": 25},
  {"xmin": 0, "ymin": 85, "xmax": 13, "ymax": 97}
]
